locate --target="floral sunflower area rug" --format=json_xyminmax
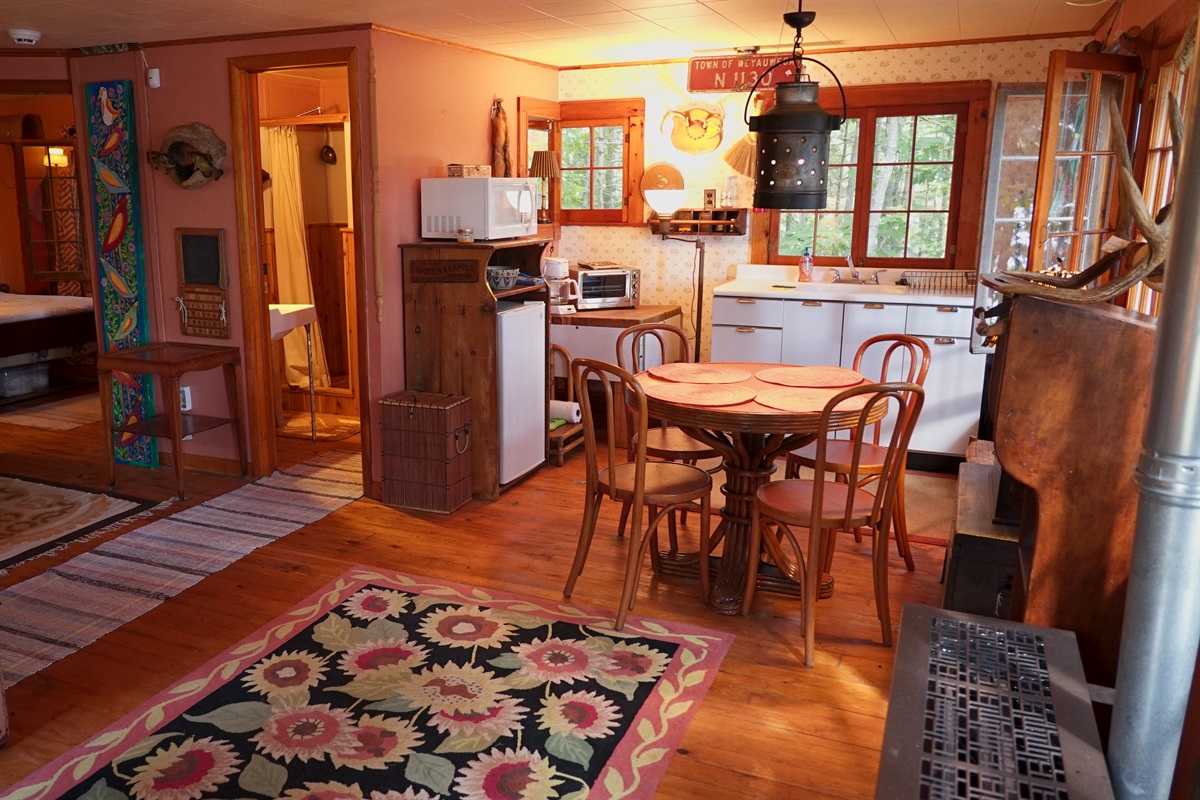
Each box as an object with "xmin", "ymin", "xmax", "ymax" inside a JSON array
[{"xmin": 10, "ymin": 565, "xmax": 733, "ymax": 800}]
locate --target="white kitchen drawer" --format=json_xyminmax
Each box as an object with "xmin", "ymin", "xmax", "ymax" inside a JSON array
[
  {"xmin": 906, "ymin": 303, "xmax": 970, "ymax": 338},
  {"xmin": 711, "ymin": 296, "xmax": 785, "ymax": 328},
  {"xmin": 711, "ymin": 324, "xmax": 783, "ymax": 363}
]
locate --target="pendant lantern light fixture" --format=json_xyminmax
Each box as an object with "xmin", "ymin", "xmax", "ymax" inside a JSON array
[{"xmin": 746, "ymin": 2, "xmax": 846, "ymax": 210}]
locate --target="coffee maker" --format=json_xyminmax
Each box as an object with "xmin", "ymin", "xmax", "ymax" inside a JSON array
[{"xmin": 543, "ymin": 257, "xmax": 579, "ymax": 315}]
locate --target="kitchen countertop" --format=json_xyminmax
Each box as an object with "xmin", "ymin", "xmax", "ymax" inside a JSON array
[
  {"xmin": 550, "ymin": 304, "xmax": 681, "ymax": 327},
  {"xmin": 714, "ymin": 265, "xmax": 976, "ymax": 306}
]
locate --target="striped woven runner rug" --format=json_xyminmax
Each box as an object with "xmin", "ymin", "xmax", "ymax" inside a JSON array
[{"xmin": 0, "ymin": 450, "xmax": 362, "ymax": 687}]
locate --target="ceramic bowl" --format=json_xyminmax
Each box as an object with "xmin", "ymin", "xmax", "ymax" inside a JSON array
[{"xmin": 487, "ymin": 267, "xmax": 520, "ymax": 292}]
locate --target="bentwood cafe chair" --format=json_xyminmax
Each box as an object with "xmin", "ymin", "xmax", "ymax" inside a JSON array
[
  {"xmin": 563, "ymin": 357, "xmax": 712, "ymax": 629},
  {"xmin": 741, "ymin": 382, "xmax": 925, "ymax": 666},
  {"xmin": 615, "ymin": 323, "xmax": 720, "ymax": 537},
  {"xmin": 785, "ymin": 334, "xmax": 931, "ymax": 571}
]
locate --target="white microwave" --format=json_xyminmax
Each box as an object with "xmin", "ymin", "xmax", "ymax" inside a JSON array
[{"xmin": 420, "ymin": 177, "xmax": 539, "ymax": 240}]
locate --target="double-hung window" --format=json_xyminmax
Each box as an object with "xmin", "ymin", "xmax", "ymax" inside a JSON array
[{"xmin": 765, "ymin": 82, "xmax": 989, "ymax": 270}]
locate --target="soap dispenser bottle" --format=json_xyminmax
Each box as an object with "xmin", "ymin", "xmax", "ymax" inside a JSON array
[{"xmin": 799, "ymin": 247, "xmax": 814, "ymax": 282}]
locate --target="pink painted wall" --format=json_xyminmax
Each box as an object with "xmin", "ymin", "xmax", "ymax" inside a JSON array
[
  {"xmin": 65, "ymin": 28, "xmax": 555, "ymax": 487},
  {"xmin": 0, "ymin": 54, "xmax": 69, "ymax": 81},
  {"xmin": 369, "ymin": 29, "xmax": 558, "ymax": 403}
]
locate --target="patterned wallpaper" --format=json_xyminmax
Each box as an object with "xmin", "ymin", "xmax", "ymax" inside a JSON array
[{"xmin": 555, "ymin": 36, "xmax": 1087, "ymax": 357}]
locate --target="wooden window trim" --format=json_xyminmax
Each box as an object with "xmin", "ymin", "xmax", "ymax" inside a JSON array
[
  {"xmin": 754, "ymin": 80, "xmax": 989, "ymax": 270},
  {"xmin": 1028, "ymin": 51, "xmax": 1140, "ymax": 273},
  {"xmin": 558, "ymin": 98, "xmax": 645, "ymax": 226}
]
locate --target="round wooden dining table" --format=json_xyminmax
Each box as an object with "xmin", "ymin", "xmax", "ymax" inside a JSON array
[{"xmin": 632, "ymin": 361, "xmax": 883, "ymax": 615}]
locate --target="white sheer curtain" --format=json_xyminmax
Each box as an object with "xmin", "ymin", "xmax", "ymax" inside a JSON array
[{"xmin": 261, "ymin": 126, "xmax": 330, "ymax": 388}]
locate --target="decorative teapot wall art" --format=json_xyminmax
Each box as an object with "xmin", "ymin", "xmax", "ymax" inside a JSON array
[{"xmin": 661, "ymin": 103, "xmax": 724, "ymax": 154}]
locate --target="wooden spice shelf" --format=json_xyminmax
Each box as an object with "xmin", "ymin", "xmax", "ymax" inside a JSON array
[{"xmin": 650, "ymin": 208, "xmax": 748, "ymax": 236}]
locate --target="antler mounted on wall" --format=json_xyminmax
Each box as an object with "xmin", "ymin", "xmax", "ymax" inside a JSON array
[{"xmin": 985, "ymin": 93, "xmax": 1179, "ymax": 305}]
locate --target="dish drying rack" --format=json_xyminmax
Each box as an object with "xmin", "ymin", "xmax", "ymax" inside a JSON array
[{"xmin": 899, "ymin": 270, "xmax": 975, "ymax": 295}]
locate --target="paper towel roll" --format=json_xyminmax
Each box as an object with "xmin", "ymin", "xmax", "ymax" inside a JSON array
[{"xmin": 549, "ymin": 400, "xmax": 581, "ymax": 423}]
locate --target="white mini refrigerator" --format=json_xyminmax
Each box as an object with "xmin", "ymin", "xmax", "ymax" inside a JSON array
[{"xmin": 497, "ymin": 302, "xmax": 546, "ymax": 484}]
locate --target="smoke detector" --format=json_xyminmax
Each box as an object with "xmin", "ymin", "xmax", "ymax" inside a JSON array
[{"xmin": 9, "ymin": 29, "xmax": 42, "ymax": 46}]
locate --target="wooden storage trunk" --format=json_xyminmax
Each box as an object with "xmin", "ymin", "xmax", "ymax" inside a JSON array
[{"xmin": 381, "ymin": 391, "xmax": 472, "ymax": 513}]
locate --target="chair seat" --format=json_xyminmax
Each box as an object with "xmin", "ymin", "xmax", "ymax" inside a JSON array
[
  {"xmin": 603, "ymin": 460, "xmax": 712, "ymax": 502},
  {"xmin": 639, "ymin": 427, "xmax": 719, "ymax": 461},
  {"xmin": 791, "ymin": 440, "xmax": 888, "ymax": 474},
  {"xmin": 756, "ymin": 478, "xmax": 876, "ymax": 527}
]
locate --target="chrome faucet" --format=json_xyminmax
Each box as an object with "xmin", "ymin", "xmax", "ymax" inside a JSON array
[
  {"xmin": 851, "ymin": 258, "xmax": 864, "ymax": 282},
  {"xmin": 831, "ymin": 268, "xmax": 842, "ymax": 282},
  {"xmin": 869, "ymin": 270, "xmax": 884, "ymax": 284}
]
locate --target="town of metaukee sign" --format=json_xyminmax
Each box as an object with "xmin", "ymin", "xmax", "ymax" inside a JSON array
[{"xmin": 687, "ymin": 55, "xmax": 798, "ymax": 93}]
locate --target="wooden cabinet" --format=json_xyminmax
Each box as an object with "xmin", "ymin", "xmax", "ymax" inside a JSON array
[
  {"xmin": 991, "ymin": 294, "xmax": 1154, "ymax": 687},
  {"xmin": 400, "ymin": 237, "xmax": 552, "ymax": 500}
]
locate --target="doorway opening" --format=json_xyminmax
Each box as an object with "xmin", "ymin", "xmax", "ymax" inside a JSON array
[
  {"xmin": 230, "ymin": 49, "xmax": 367, "ymax": 484},
  {"xmin": 257, "ymin": 66, "xmax": 360, "ymax": 445}
]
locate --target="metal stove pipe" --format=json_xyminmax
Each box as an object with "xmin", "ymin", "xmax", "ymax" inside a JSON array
[{"xmin": 1107, "ymin": 61, "xmax": 1200, "ymax": 798}]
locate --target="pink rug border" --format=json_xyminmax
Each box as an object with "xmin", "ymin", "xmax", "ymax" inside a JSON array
[{"xmin": 8, "ymin": 565, "xmax": 734, "ymax": 800}]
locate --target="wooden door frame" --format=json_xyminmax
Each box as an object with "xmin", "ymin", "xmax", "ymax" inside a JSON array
[{"xmin": 228, "ymin": 48, "xmax": 370, "ymax": 487}]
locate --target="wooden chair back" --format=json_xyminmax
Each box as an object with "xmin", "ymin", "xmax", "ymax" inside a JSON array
[
  {"xmin": 851, "ymin": 334, "xmax": 931, "ymax": 445},
  {"xmin": 615, "ymin": 322, "xmax": 691, "ymax": 373},
  {"xmin": 571, "ymin": 357, "xmax": 649, "ymax": 507},
  {"xmin": 550, "ymin": 344, "xmax": 576, "ymax": 403},
  {"xmin": 809, "ymin": 381, "xmax": 925, "ymax": 534}
]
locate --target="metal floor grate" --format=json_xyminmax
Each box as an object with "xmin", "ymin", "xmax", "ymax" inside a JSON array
[{"xmin": 876, "ymin": 605, "xmax": 1112, "ymax": 800}]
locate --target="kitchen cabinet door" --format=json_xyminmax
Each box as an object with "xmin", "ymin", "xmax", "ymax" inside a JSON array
[
  {"xmin": 909, "ymin": 334, "xmax": 986, "ymax": 454},
  {"xmin": 840, "ymin": 302, "xmax": 909, "ymax": 373},
  {"xmin": 781, "ymin": 299, "xmax": 843, "ymax": 366}
]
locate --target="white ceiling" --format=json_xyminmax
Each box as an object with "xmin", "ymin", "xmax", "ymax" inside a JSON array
[{"xmin": 0, "ymin": 0, "xmax": 1115, "ymax": 68}]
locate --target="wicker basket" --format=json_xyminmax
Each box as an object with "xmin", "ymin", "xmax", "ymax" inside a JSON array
[{"xmin": 380, "ymin": 391, "xmax": 472, "ymax": 514}]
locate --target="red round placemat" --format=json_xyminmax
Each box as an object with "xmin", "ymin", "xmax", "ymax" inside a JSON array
[
  {"xmin": 755, "ymin": 387, "xmax": 869, "ymax": 413},
  {"xmin": 649, "ymin": 363, "xmax": 752, "ymax": 384},
  {"xmin": 645, "ymin": 382, "xmax": 757, "ymax": 407},
  {"xmin": 755, "ymin": 365, "xmax": 865, "ymax": 388}
]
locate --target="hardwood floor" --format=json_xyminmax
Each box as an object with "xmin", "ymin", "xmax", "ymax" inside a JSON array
[{"xmin": 0, "ymin": 414, "xmax": 949, "ymax": 798}]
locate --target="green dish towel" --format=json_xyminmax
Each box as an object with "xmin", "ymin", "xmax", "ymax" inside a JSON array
[{"xmin": 548, "ymin": 418, "xmax": 567, "ymax": 431}]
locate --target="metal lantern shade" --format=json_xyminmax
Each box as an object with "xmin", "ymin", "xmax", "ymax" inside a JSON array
[{"xmin": 750, "ymin": 81, "xmax": 841, "ymax": 210}]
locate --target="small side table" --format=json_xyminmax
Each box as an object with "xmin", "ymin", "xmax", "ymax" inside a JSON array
[{"xmin": 98, "ymin": 342, "xmax": 247, "ymax": 499}]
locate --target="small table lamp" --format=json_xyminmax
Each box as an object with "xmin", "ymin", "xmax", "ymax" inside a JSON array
[
  {"xmin": 529, "ymin": 150, "xmax": 561, "ymax": 224},
  {"xmin": 641, "ymin": 162, "xmax": 686, "ymax": 235}
]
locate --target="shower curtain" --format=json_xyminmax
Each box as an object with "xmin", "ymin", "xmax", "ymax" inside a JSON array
[{"xmin": 261, "ymin": 125, "xmax": 331, "ymax": 389}]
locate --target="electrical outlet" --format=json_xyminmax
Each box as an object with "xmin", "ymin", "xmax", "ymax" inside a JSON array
[
  {"xmin": 180, "ymin": 385, "xmax": 192, "ymax": 412},
  {"xmin": 703, "ymin": 188, "xmax": 717, "ymax": 208}
]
